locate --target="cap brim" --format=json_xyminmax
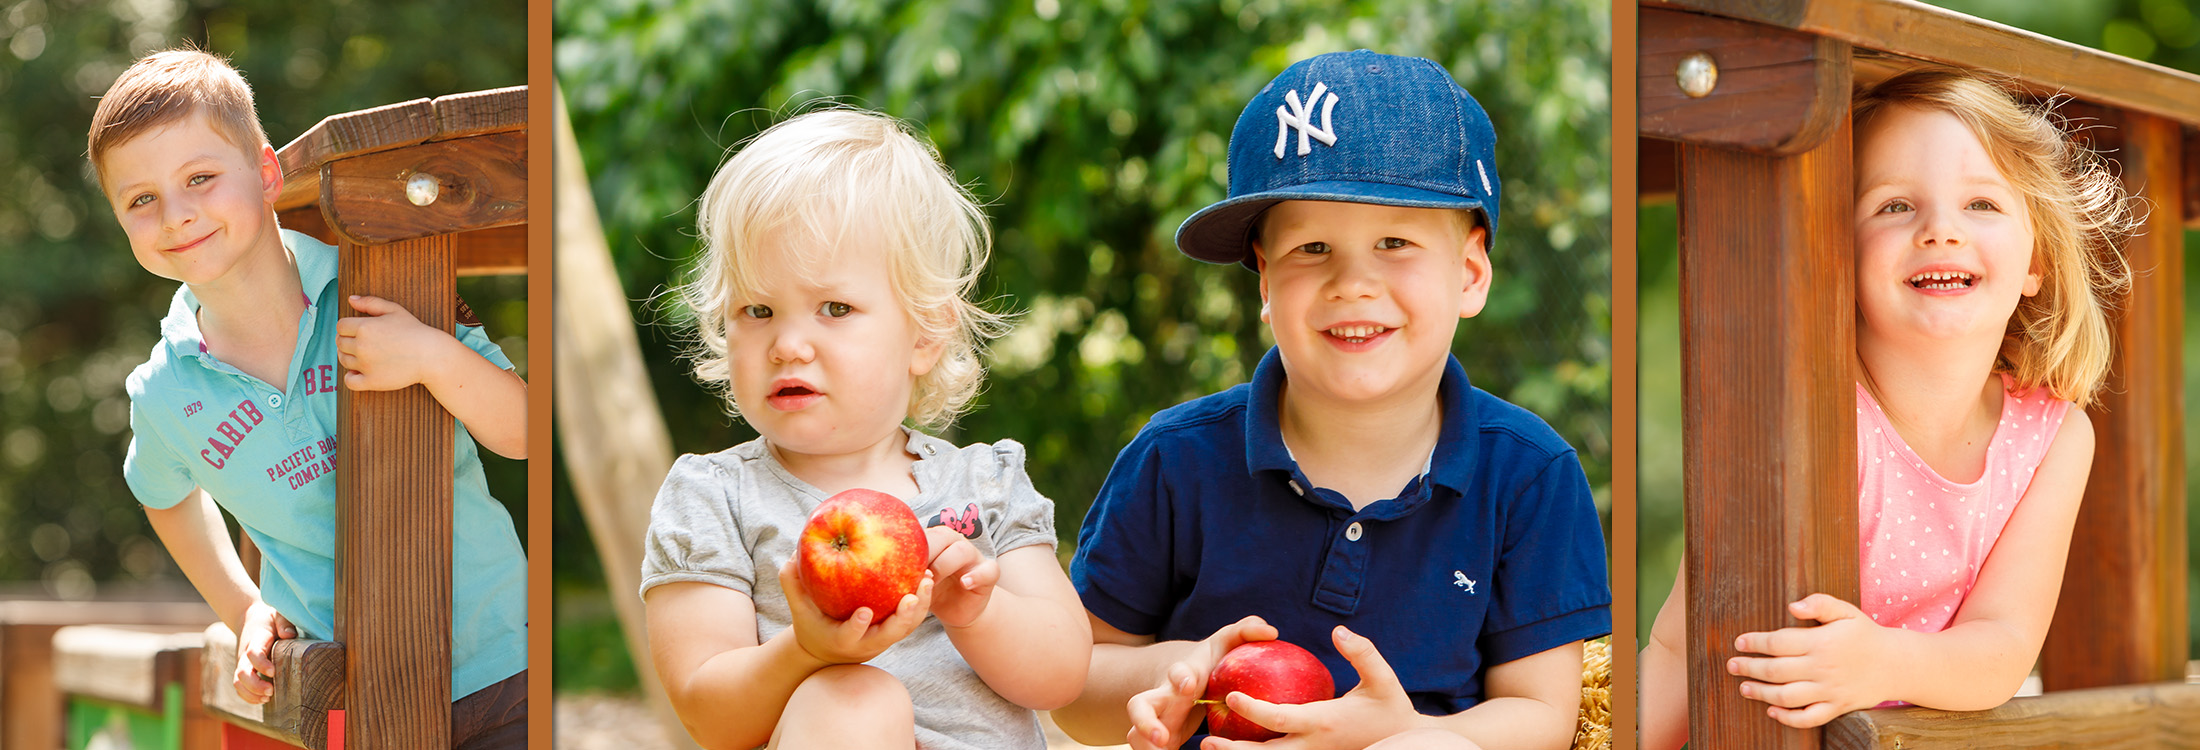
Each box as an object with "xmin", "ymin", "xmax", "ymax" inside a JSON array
[{"xmin": 1175, "ymin": 181, "xmax": 1489, "ymax": 270}]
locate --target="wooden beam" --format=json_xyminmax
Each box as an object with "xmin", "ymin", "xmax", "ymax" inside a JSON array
[
  {"xmin": 0, "ymin": 600, "xmax": 215, "ymax": 750},
  {"xmin": 1641, "ymin": 8, "xmax": 1850, "ymax": 154},
  {"xmin": 52, "ymin": 625, "xmax": 201, "ymax": 710},
  {"xmin": 336, "ymin": 232, "xmax": 456, "ymax": 750},
  {"xmin": 1824, "ymin": 682, "xmax": 2200, "ymax": 749},
  {"xmin": 275, "ymin": 211, "xmax": 526, "ymax": 277},
  {"xmin": 1642, "ymin": 137, "xmax": 1677, "ymax": 203},
  {"xmin": 201, "ymin": 623, "xmax": 344, "ymax": 749},
  {"xmin": 1679, "ymin": 100, "xmax": 1857, "ymax": 750},
  {"xmin": 2042, "ymin": 109, "xmax": 2188, "ymax": 690},
  {"xmin": 2183, "ymin": 127, "xmax": 2198, "ymax": 230},
  {"xmin": 1653, "ymin": 0, "xmax": 2200, "ymax": 127},
  {"xmin": 321, "ymin": 131, "xmax": 527, "ymax": 246},
  {"xmin": 276, "ymin": 87, "xmax": 526, "ymax": 213}
]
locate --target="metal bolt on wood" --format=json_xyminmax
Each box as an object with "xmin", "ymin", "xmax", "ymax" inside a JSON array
[
  {"xmin": 1678, "ymin": 52, "xmax": 1718, "ymax": 98},
  {"xmin": 406, "ymin": 172, "xmax": 441, "ymax": 206}
]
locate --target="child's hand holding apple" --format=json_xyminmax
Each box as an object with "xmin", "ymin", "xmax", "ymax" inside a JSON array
[
  {"xmin": 777, "ymin": 559, "xmax": 934, "ymax": 666},
  {"xmin": 923, "ymin": 524, "xmax": 1002, "ymax": 627},
  {"xmin": 1124, "ymin": 615, "xmax": 1279, "ymax": 750},
  {"xmin": 1199, "ymin": 626, "xmax": 1428, "ymax": 750}
]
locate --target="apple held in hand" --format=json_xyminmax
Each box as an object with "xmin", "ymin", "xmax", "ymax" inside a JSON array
[
  {"xmin": 797, "ymin": 488, "xmax": 928, "ymax": 621},
  {"xmin": 1204, "ymin": 639, "xmax": 1336, "ymax": 741}
]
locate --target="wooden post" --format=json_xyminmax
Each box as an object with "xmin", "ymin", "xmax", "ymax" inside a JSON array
[
  {"xmin": 2042, "ymin": 110, "xmax": 2188, "ymax": 690},
  {"xmin": 1645, "ymin": 9, "xmax": 1858, "ymax": 746}
]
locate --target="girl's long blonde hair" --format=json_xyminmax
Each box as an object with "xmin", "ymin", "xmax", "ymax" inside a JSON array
[
  {"xmin": 681, "ymin": 108, "xmax": 1007, "ymax": 431},
  {"xmin": 1854, "ymin": 69, "xmax": 2139, "ymax": 408}
]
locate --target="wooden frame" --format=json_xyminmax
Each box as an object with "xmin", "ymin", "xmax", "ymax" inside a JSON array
[
  {"xmin": 206, "ymin": 86, "xmax": 527, "ymax": 750},
  {"xmin": 1642, "ymin": 0, "xmax": 2200, "ymax": 746}
]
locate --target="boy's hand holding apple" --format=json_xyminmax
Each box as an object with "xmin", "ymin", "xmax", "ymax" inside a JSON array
[
  {"xmin": 1124, "ymin": 615, "xmax": 1279, "ymax": 750},
  {"xmin": 1200, "ymin": 626, "xmax": 1428, "ymax": 750}
]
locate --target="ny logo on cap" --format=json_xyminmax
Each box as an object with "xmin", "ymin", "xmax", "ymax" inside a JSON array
[{"xmin": 1274, "ymin": 82, "xmax": 1339, "ymax": 159}]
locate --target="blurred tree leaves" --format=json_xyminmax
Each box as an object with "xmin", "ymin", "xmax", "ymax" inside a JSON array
[
  {"xmin": 0, "ymin": 0, "xmax": 524, "ymax": 597},
  {"xmin": 557, "ymin": 0, "xmax": 1610, "ymax": 690}
]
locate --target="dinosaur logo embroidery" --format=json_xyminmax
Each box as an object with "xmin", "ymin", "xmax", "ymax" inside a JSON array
[
  {"xmin": 1453, "ymin": 571, "xmax": 1476, "ymax": 594},
  {"xmin": 930, "ymin": 503, "xmax": 983, "ymax": 540}
]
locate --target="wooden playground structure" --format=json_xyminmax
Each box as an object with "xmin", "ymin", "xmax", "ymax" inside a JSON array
[
  {"xmin": 6, "ymin": 86, "xmax": 527, "ymax": 750},
  {"xmin": 1642, "ymin": 0, "xmax": 2200, "ymax": 747}
]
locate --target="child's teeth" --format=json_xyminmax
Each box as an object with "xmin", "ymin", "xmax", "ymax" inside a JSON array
[{"xmin": 1328, "ymin": 325, "xmax": 1384, "ymax": 339}]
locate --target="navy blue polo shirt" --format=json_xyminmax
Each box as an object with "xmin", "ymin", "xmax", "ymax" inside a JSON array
[{"xmin": 1072, "ymin": 347, "xmax": 1609, "ymax": 725}]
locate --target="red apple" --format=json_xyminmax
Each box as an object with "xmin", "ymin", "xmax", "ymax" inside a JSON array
[
  {"xmin": 1203, "ymin": 639, "xmax": 1336, "ymax": 741},
  {"xmin": 796, "ymin": 488, "xmax": 928, "ymax": 621}
]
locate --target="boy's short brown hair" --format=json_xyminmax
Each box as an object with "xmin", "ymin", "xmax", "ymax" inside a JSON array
[{"xmin": 87, "ymin": 49, "xmax": 269, "ymax": 184}]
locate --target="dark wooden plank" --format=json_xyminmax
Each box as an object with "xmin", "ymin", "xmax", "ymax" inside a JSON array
[
  {"xmin": 275, "ymin": 88, "xmax": 527, "ymax": 213},
  {"xmin": 321, "ymin": 130, "xmax": 527, "ymax": 245},
  {"xmin": 1824, "ymin": 682, "xmax": 2200, "ymax": 750},
  {"xmin": 336, "ymin": 232, "xmax": 456, "ymax": 750},
  {"xmin": 1641, "ymin": 8, "xmax": 1850, "ymax": 154},
  {"xmin": 431, "ymin": 86, "xmax": 528, "ymax": 141},
  {"xmin": 1641, "ymin": 136, "xmax": 1677, "ymax": 203},
  {"xmin": 201, "ymin": 623, "xmax": 344, "ymax": 750},
  {"xmin": 2183, "ymin": 127, "xmax": 2198, "ymax": 230},
  {"xmin": 52, "ymin": 625, "xmax": 201, "ymax": 709},
  {"xmin": 1679, "ymin": 119, "xmax": 1857, "ymax": 748},
  {"xmin": 2042, "ymin": 109, "xmax": 2188, "ymax": 690},
  {"xmin": 275, "ymin": 212, "xmax": 527, "ymax": 277},
  {"xmin": 1654, "ymin": 0, "xmax": 2200, "ymax": 127}
]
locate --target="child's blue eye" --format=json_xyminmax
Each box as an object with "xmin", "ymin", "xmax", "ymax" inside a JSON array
[
  {"xmin": 743, "ymin": 304, "xmax": 772, "ymax": 319},
  {"xmin": 820, "ymin": 301, "xmax": 852, "ymax": 318}
]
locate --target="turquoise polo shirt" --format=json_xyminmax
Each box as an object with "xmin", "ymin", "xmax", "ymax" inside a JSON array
[{"xmin": 123, "ymin": 229, "xmax": 527, "ymax": 700}]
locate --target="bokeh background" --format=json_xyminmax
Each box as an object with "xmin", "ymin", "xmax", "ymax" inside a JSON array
[
  {"xmin": 0, "ymin": 0, "xmax": 526, "ymax": 600},
  {"xmin": 1638, "ymin": 0, "xmax": 2200, "ymax": 654},
  {"xmin": 553, "ymin": 0, "xmax": 1612, "ymax": 737}
]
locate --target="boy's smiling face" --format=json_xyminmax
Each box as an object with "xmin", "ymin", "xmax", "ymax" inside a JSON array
[
  {"xmin": 101, "ymin": 110, "xmax": 281, "ymax": 289},
  {"xmin": 1254, "ymin": 200, "xmax": 1491, "ymax": 408}
]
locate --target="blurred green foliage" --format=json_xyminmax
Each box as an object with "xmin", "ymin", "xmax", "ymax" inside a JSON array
[
  {"xmin": 0, "ymin": 0, "xmax": 526, "ymax": 599},
  {"xmin": 556, "ymin": 0, "xmax": 1611, "ymax": 691},
  {"xmin": 1638, "ymin": 1, "xmax": 2200, "ymax": 650}
]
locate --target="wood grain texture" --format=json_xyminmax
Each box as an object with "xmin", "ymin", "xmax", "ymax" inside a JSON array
[
  {"xmin": 1823, "ymin": 682, "xmax": 2200, "ymax": 749},
  {"xmin": 1653, "ymin": 0, "xmax": 2200, "ymax": 127},
  {"xmin": 276, "ymin": 210, "xmax": 527, "ymax": 277},
  {"xmin": 180, "ymin": 645, "xmax": 221, "ymax": 750},
  {"xmin": 200, "ymin": 623, "xmax": 344, "ymax": 750},
  {"xmin": 2042, "ymin": 110, "xmax": 2188, "ymax": 691},
  {"xmin": 336, "ymin": 233, "xmax": 455, "ymax": 750},
  {"xmin": 2184, "ymin": 127, "xmax": 2198, "ymax": 230},
  {"xmin": 1641, "ymin": 8, "xmax": 1851, "ymax": 154},
  {"xmin": 52, "ymin": 625, "xmax": 201, "ymax": 709},
  {"xmin": 322, "ymin": 131, "xmax": 527, "ymax": 245},
  {"xmin": 1679, "ymin": 117, "xmax": 1857, "ymax": 749},
  {"xmin": 0, "ymin": 600, "xmax": 214, "ymax": 750},
  {"xmin": 276, "ymin": 88, "xmax": 527, "ymax": 213}
]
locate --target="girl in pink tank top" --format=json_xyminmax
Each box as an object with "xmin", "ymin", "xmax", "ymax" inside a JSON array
[{"xmin": 1643, "ymin": 68, "xmax": 2140, "ymax": 748}]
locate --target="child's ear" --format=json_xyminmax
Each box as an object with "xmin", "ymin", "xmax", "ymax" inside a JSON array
[
  {"xmin": 910, "ymin": 312, "xmax": 948, "ymax": 377},
  {"xmin": 258, "ymin": 143, "xmax": 283, "ymax": 205},
  {"xmin": 1253, "ymin": 245, "xmax": 1272, "ymax": 323},
  {"xmin": 1457, "ymin": 226, "xmax": 1494, "ymax": 318},
  {"xmin": 2023, "ymin": 255, "xmax": 2044, "ymax": 297}
]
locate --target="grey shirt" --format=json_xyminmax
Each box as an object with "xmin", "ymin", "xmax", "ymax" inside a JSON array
[{"xmin": 641, "ymin": 429, "xmax": 1056, "ymax": 750}]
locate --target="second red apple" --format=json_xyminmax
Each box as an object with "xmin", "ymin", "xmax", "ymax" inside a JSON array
[
  {"xmin": 796, "ymin": 488, "xmax": 928, "ymax": 621},
  {"xmin": 1203, "ymin": 639, "xmax": 1337, "ymax": 741}
]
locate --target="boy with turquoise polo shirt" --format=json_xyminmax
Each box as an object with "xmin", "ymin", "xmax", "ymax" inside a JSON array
[
  {"xmin": 1058, "ymin": 51, "xmax": 1609, "ymax": 750},
  {"xmin": 91, "ymin": 50, "xmax": 528, "ymax": 747}
]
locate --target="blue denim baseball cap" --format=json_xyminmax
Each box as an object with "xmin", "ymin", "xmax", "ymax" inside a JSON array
[{"xmin": 1176, "ymin": 50, "xmax": 1499, "ymax": 269}]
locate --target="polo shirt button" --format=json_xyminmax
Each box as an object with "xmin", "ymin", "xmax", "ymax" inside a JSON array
[
  {"xmin": 1345, "ymin": 522, "xmax": 1363, "ymax": 541},
  {"xmin": 267, "ymin": 394, "xmax": 283, "ymax": 408}
]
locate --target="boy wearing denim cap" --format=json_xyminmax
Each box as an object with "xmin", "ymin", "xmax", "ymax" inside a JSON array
[{"xmin": 1056, "ymin": 51, "xmax": 1610, "ymax": 750}]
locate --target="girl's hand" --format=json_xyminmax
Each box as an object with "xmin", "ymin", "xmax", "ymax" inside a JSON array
[
  {"xmin": 1730, "ymin": 594, "xmax": 1892, "ymax": 728},
  {"xmin": 776, "ymin": 559, "xmax": 933, "ymax": 666},
  {"xmin": 1200, "ymin": 626, "xmax": 1432, "ymax": 750},
  {"xmin": 233, "ymin": 600, "xmax": 297, "ymax": 705},
  {"xmin": 335, "ymin": 295, "xmax": 449, "ymax": 391},
  {"xmin": 923, "ymin": 525, "xmax": 1000, "ymax": 628},
  {"xmin": 1126, "ymin": 615, "xmax": 1278, "ymax": 750}
]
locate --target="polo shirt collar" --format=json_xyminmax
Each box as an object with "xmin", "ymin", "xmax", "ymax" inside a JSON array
[
  {"xmin": 159, "ymin": 230, "xmax": 337, "ymax": 362},
  {"xmin": 1242, "ymin": 346, "xmax": 1480, "ymax": 514}
]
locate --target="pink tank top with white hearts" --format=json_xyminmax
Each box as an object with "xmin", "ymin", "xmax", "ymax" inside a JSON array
[{"xmin": 1857, "ymin": 374, "xmax": 2069, "ymax": 634}]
